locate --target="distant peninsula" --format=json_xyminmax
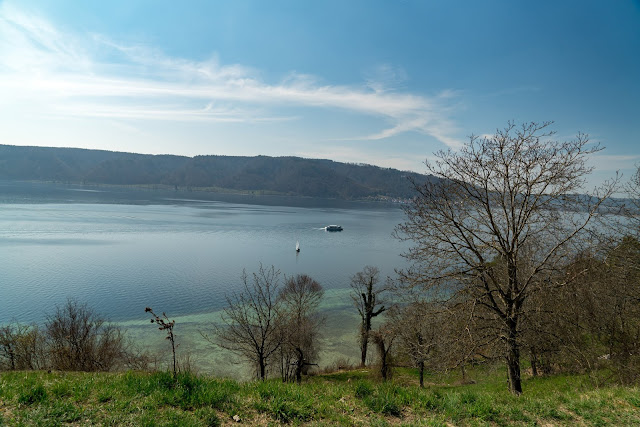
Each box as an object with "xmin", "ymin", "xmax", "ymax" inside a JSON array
[{"xmin": 0, "ymin": 145, "xmax": 435, "ymax": 200}]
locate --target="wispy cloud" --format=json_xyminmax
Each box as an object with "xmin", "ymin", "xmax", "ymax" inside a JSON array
[
  {"xmin": 364, "ymin": 63, "xmax": 408, "ymax": 94},
  {"xmin": 0, "ymin": 3, "xmax": 461, "ymax": 147},
  {"xmin": 588, "ymin": 154, "xmax": 640, "ymax": 172}
]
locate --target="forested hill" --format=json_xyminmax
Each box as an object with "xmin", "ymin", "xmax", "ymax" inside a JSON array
[{"xmin": 0, "ymin": 145, "xmax": 434, "ymax": 200}]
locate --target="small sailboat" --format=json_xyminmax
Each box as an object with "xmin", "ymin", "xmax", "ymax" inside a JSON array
[{"xmin": 296, "ymin": 240, "xmax": 300, "ymax": 253}]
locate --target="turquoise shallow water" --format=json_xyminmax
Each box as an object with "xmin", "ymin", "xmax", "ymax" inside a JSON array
[{"xmin": 0, "ymin": 181, "xmax": 409, "ymax": 377}]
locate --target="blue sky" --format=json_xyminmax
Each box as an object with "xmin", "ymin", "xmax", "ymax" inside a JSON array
[{"xmin": 0, "ymin": 0, "xmax": 638, "ymax": 187}]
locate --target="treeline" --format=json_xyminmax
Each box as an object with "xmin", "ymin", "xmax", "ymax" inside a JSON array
[
  {"xmin": 374, "ymin": 236, "xmax": 640, "ymax": 388},
  {"xmin": 0, "ymin": 145, "xmax": 433, "ymax": 200}
]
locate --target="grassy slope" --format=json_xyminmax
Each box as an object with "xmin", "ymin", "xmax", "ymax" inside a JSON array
[{"xmin": 1, "ymin": 366, "xmax": 639, "ymax": 426}]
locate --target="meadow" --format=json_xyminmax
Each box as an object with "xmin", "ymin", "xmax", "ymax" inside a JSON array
[{"xmin": 2, "ymin": 365, "xmax": 639, "ymax": 426}]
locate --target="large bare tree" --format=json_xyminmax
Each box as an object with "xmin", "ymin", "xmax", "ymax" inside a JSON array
[{"xmin": 395, "ymin": 121, "xmax": 617, "ymax": 394}]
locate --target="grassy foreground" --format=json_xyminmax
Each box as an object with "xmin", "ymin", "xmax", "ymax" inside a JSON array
[{"xmin": 1, "ymin": 366, "xmax": 640, "ymax": 426}]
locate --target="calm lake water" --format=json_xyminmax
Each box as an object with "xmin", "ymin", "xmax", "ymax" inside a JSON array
[{"xmin": 0, "ymin": 181, "xmax": 410, "ymax": 376}]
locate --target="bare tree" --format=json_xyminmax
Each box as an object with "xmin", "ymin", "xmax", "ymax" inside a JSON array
[
  {"xmin": 45, "ymin": 299, "xmax": 129, "ymax": 372},
  {"xmin": 208, "ymin": 265, "xmax": 284, "ymax": 380},
  {"xmin": 371, "ymin": 325, "xmax": 397, "ymax": 381},
  {"xmin": 389, "ymin": 302, "xmax": 440, "ymax": 387},
  {"xmin": 350, "ymin": 266, "xmax": 387, "ymax": 367},
  {"xmin": 557, "ymin": 238, "xmax": 640, "ymax": 383},
  {"xmin": 0, "ymin": 323, "xmax": 46, "ymax": 371},
  {"xmin": 395, "ymin": 121, "xmax": 617, "ymax": 394},
  {"xmin": 277, "ymin": 274, "xmax": 324, "ymax": 383},
  {"xmin": 624, "ymin": 165, "xmax": 640, "ymax": 236}
]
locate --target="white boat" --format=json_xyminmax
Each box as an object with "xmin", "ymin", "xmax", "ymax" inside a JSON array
[
  {"xmin": 325, "ymin": 225, "xmax": 343, "ymax": 231},
  {"xmin": 296, "ymin": 240, "xmax": 300, "ymax": 252}
]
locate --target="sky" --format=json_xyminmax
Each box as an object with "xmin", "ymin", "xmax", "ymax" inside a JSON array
[{"xmin": 0, "ymin": 0, "xmax": 638, "ymax": 188}]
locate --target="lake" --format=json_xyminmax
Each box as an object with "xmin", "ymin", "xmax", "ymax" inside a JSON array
[{"xmin": 0, "ymin": 181, "xmax": 410, "ymax": 377}]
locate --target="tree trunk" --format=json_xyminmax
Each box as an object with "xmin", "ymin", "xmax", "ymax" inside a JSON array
[
  {"xmin": 360, "ymin": 326, "xmax": 369, "ymax": 366},
  {"xmin": 380, "ymin": 348, "xmax": 388, "ymax": 381},
  {"xmin": 259, "ymin": 357, "xmax": 266, "ymax": 380},
  {"xmin": 171, "ymin": 338, "xmax": 177, "ymax": 379},
  {"xmin": 418, "ymin": 360, "xmax": 424, "ymax": 388},
  {"xmin": 506, "ymin": 323, "xmax": 522, "ymax": 395},
  {"xmin": 295, "ymin": 348, "xmax": 304, "ymax": 384},
  {"xmin": 540, "ymin": 354, "xmax": 552, "ymax": 375},
  {"xmin": 295, "ymin": 365, "xmax": 302, "ymax": 384},
  {"xmin": 360, "ymin": 342, "xmax": 368, "ymax": 367},
  {"xmin": 505, "ymin": 267, "xmax": 523, "ymax": 394}
]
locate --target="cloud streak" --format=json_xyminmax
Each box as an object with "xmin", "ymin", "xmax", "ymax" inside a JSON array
[{"xmin": 0, "ymin": 3, "xmax": 461, "ymax": 147}]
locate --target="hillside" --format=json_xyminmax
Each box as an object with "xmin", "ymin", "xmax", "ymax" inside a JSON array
[
  {"xmin": 0, "ymin": 145, "xmax": 434, "ymax": 200},
  {"xmin": 1, "ymin": 367, "xmax": 639, "ymax": 425}
]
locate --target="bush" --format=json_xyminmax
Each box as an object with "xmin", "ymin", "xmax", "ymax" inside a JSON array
[
  {"xmin": 45, "ymin": 299, "xmax": 134, "ymax": 372},
  {"xmin": 0, "ymin": 323, "xmax": 46, "ymax": 371}
]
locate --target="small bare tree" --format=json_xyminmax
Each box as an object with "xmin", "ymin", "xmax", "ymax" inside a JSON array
[
  {"xmin": 389, "ymin": 302, "xmax": 440, "ymax": 387},
  {"xmin": 371, "ymin": 325, "xmax": 397, "ymax": 381},
  {"xmin": 208, "ymin": 265, "xmax": 284, "ymax": 380},
  {"xmin": 395, "ymin": 121, "xmax": 618, "ymax": 394},
  {"xmin": 277, "ymin": 274, "xmax": 324, "ymax": 383},
  {"xmin": 351, "ymin": 266, "xmax": 387, "ymax": 367},
  {"xmin": 145, "ymin": 307, "xmax": 177, "ymax": 379}
]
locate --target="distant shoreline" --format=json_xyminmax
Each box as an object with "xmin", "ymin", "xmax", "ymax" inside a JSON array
[{"xmin": 0, "ymin": 179, "xmax": 408, "ymax": 209}]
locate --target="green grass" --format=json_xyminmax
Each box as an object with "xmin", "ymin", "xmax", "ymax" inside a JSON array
[{"xmin": 1, "ymin": 366, "xmax": 639, "ymax": 425}]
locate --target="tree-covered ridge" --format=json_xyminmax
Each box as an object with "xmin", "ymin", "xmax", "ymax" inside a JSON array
[{"xmin": 0, "ymin": 145, "xmax": 434, "ymax": 200}]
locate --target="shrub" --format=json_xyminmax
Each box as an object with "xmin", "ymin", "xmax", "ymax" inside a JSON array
[
  {"xmin": 45, "ymin": 299, "xmax": 132, "ymax": 372},
  {"xmin": 0, "ymin": 323, "xmax": 46, "ymax": 371}
]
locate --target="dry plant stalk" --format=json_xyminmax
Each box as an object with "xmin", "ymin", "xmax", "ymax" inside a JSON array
[{"xmin": 145, "ymin": 307, "xmax": 177, "ymax": 379}]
